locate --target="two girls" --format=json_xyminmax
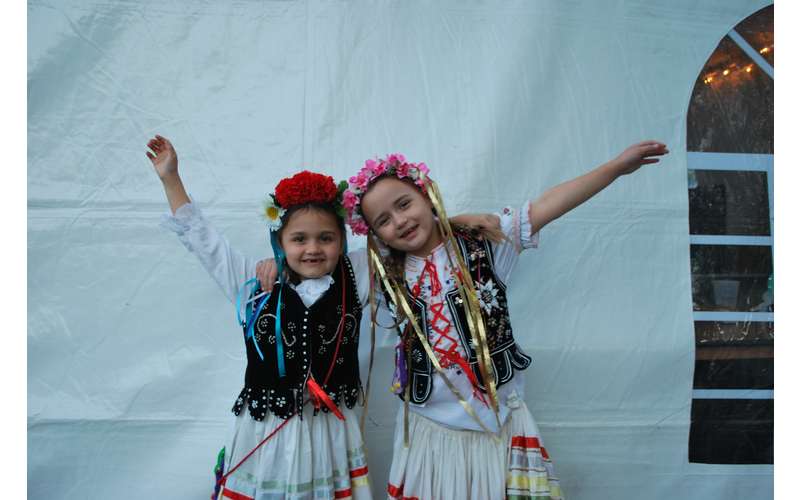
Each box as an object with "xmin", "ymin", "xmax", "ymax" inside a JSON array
[{"xmin": 146, "ymin": 135, "xmax": 494, "ymax": 499}]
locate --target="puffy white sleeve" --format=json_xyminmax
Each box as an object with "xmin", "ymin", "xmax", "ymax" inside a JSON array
[
  {"xmin": 347, "ymin": 247, "xmax": 371, "ymax": 308},
  {"xmin": 490, "ymin": 201, "xmax": 540, "ymax": 285},
  {"xmin": 160, "ymin": 200, "xmax": 259, "ymax": 304}
]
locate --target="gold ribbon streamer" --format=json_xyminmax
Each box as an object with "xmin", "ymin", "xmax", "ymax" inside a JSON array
[
  {"xmin": 368, "ymin": 245, "xmax": 501, "ymax": 441},
  {"xmin": 424, "ymin": 178, "xmax": 502, "ymax": 429},
  {"xmin": 403, "ymin": 324, "xmax": 411, "ymax": 447}
]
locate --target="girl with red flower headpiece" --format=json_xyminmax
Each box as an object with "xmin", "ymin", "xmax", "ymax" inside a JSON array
[{"xmin": 146, "ymin": 135, "xmax": 374, "ymax": 500}]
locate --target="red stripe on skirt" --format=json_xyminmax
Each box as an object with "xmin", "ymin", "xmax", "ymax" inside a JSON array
[
  {"xmin": 332, "ymin": 466, "xmax": 369, "ymax": 498},
  {"xmin": 387, "ymin": 482, "xmax": 420, "ymax": 500},
  {"xmin": 510, "ymin": 436, "xmax": 550, "ymax": 459},
  {"xmin": 222, "ymin": 488, "xmax": 254, "ymax": 500},
  {"xmin": 350, "ymin": 466, "xmax": 369, "ymax": 478},
  {"xmin": 510, "ymin": 436, "xmax": 541, "ymax": 449}
]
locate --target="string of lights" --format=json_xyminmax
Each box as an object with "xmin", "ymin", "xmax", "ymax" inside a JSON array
[{"xmin": 702, "ymin": 43, "xmax": 772, "ymax": 86}]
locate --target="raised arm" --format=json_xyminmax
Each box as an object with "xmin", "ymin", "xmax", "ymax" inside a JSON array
[
  {"xmin": 528, "ymin": 140, "xmax": 668, "ymax": 235},
  {"xmin": 147, "ymin": 135, "xmax": 258, "ymax": 302},
  {"xmin": 146, "ymin": 135, "xmax": 191, "ymax": 214}
]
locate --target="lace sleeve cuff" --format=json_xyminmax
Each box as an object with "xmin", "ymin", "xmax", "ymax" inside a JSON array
[{"xmin": 518, "ymin": 200, "xmax": 539, "ymax": 250}]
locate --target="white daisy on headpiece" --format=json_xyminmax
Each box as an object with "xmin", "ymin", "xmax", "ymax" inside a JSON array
[{"xmin": 263, "ymin": 195, "xmax": 285, "ymax": 230}]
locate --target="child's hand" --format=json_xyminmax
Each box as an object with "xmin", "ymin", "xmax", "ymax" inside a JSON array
[
  {"xmin": 448, "ymin": 213, "xmax": 504, "ymax": 243},
  {"xmin": 256, "ymin": 259, "xmax": 278, "ymax": 292},
  {"xmin": 146, "ymin": 135, "xmax": 179, "ymax": 181},
  {"xmin": 613, "ymin": 141, "xmax": 669, "ymax": 176},
  {"xmin": 450, "ymin": 213, "xmax": 500, "ymax": 232}
]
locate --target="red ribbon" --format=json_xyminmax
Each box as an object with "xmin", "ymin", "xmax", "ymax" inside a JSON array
[{"xmin": 306, "ymin": 377, "xmax": 345, "ymax": 420}]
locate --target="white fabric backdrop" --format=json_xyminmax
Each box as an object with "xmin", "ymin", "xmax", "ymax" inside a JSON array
[{"xmin": 28, "ymin": 0, "xmax": 773, "ymax": 498}]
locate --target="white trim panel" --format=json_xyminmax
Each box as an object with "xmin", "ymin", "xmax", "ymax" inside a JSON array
[
  {"xmin": 687, "ymin": 152, "xmax": 773, "ymax": 172},
  {"xmin": 690, "ymin": 235, "xmax": 772, "ymax": 246},
  {"xmin": 693, "ymin": 389, "xmax": 773, "ymax": 400}
]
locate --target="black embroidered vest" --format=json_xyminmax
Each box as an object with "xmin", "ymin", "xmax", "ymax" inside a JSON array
[
  {"xmin": 387, "ymin": 234, "xmax": 532, "ymax": 404},
  {"xmin": 232, "ymin": 256, "xmax": 363, "ymax": 420}
]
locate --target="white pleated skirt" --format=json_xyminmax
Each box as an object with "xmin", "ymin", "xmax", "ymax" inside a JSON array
[
  {"xmin": 215, "ymin": 404, "xmax": 372, "ymax": 500},
  {"xmin": 386, "ymin": 399, "xmax": 563, "ymax": 500}
]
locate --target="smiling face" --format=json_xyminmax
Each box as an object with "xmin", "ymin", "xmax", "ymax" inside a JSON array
[
  {"xmin": 279, "ymin": 207, "xmax": 344, "ymax": 279},
  {"xmin": 359, "ymin": 177, "xmax": 442, "ymax": 257}
]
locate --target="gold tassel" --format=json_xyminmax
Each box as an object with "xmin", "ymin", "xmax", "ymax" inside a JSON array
[{"xmin": 403, "ymin": 349, "xmax": 411, "ymax": 448}]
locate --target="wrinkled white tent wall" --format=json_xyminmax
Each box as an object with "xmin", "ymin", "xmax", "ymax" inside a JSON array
[{"xmin": 28, "ymin": 0, "xmax": 773, "ymax": 498}]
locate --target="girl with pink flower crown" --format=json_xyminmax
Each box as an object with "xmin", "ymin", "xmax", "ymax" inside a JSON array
[{"xmin": 262, "ymin": 141, "xmax": 668, "ymax": 499}]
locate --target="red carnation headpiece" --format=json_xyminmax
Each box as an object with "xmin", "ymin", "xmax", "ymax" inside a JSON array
[
  {"xmin": 263, "ymin": 170, "xmax": 348, "ymax": 230},
  {"xmin": 275, "ymin": 171, "xmax": 339, "ymax": 207}
]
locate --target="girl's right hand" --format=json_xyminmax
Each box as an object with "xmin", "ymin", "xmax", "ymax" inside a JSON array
[
  {"xmin": 612, "ymin": 140, "xmax": 669, "ymax": 176},
  {"xmin": 146, "ymin": 135, "xmax": 179, "ymax": 181}
]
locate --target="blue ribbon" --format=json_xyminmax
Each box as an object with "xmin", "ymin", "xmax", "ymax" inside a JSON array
[
  {"xmin": 273, "ymin": 286, "xmax": 286, "ymax": 377},
  {"xmin": 269, "ymin": 229, "xmax": 287, "ymax": 378},
  {"xmin": 232, "ymin": 228, "xmax": 292, "ymax": 377},
  {"xmin": 235, "ymin": 278, "xmax": 268, "ymax": 362},
  {"xmin": 236, "ymin": 278, "xmax": 260, "ymax": 327},
  {"xmin": 245, "ymin": 293, "xmax": 270, "ymax": 362}
]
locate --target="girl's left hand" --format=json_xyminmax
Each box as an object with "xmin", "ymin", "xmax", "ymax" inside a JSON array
[
  {"xmin": 256, "ymin": 259, "xmax": 278, "ymax": 292},
  {"xmin": 614, "ymin": 140, "xmax": 669, "ymax": 176},
  {"xmin": 449, "ymin": 213, "xmax": 501, "ymax": 232},
  {"xmin": 448, "ymin": 213, "xmax": 504, "ymax": 242}
]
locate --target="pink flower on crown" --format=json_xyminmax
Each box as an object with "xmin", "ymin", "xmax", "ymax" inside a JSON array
[
  {"xmin": 371, "ymin": 160, "xmax": 387, "ymax": 177},
  {"xmin": 410, "ymin": 162, "xmax": 430, "ymax": 189},
  {"xmin": 386, "ymin": 153, "xmax": 406, "ymax": 165},
  {"xmin": 349, "ymin": 171, "xmax": 371, "ymax": 192},
  {"xmin": 342, "ymin": 189, "xmax": 358, "ymax": 211},
  {"xmin": 395, "ymin": 162, "xmax": 410, "ymax": 179},
  {"xmin": 349, "ymin": 217, "xmax": 370, "ymax": 235}
]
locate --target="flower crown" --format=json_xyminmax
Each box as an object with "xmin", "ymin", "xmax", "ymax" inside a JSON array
[
  {"xmin": 263, "ymin": 170, "xmax": 348, "ymax": 230},
  {"xmin": 343, "ymin": 153, "xmax": 430, "ymax": 235}
]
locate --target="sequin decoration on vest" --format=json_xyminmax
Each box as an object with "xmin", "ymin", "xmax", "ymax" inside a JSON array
[{"xmin": 232, "ymin": 256, "xmax": 363, "ymax": 420}]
